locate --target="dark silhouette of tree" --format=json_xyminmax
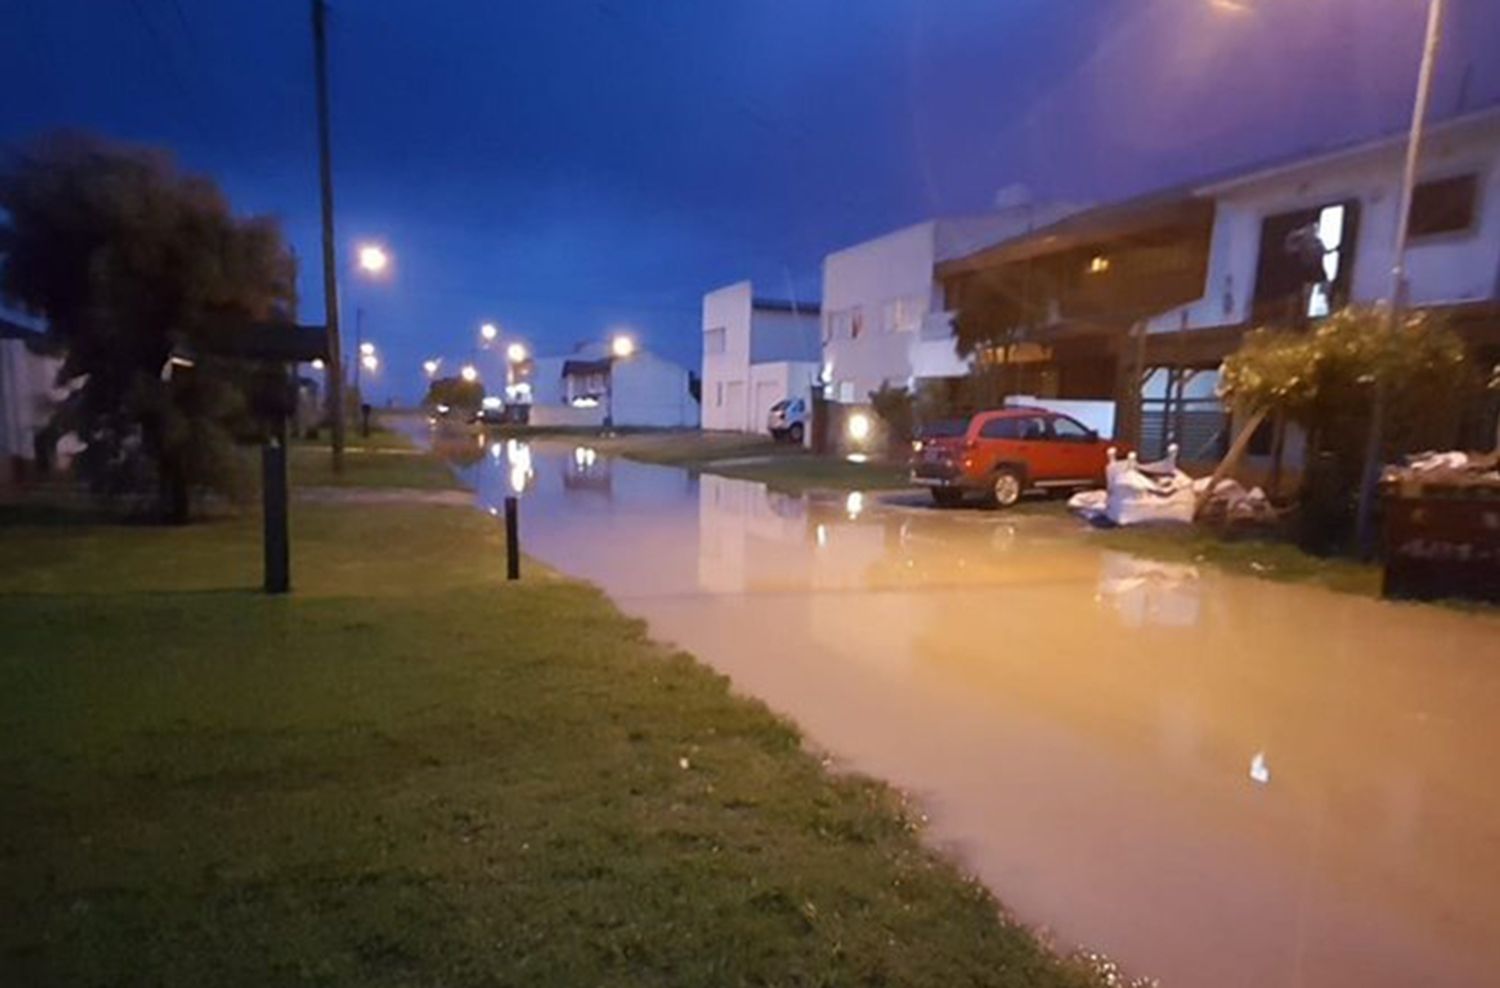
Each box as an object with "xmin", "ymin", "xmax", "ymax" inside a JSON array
[
  {"xmin": 0, "ymin": 132, "xmax": 297, "ymax": 522},
  {"xmin": 422, "ymin": 376, "xmax": 485, "ymax": 413}
]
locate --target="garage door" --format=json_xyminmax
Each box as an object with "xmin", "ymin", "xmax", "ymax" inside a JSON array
[
  {"xmin": 724, "ymin": 380, "xmax": 746, "ymax": 431},
  {"xmin": 754, "ymin": 381, "xmax": 780, "ymax": 433}
]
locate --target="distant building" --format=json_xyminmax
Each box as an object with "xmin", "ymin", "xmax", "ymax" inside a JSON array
[
  {"xmin": 0, "ymin": 316, "xmax": 67, "ymax": 485},
  {"xmin": 700, "ymin": 281, "xmax": 820, "ymax": 433},
  {"xmin": 820, "ymin": 205, "xmax": 1079, "ymax": 404},
  {"xmin": 529, "ymin": 342, "xmax": 699, "ymax": 428}
]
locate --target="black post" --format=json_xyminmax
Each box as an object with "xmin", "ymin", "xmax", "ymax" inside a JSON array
[
  {"xmin": 263, "ymin": 417, "xmax": 291, "ymax": 595},
  {"xmin": 504, "ymin": 495, "xmax": 520, "ymax": 581}
]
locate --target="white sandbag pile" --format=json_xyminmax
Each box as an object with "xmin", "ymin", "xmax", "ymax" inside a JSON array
[
  {"xmin": 1384, "ymin": 450, "xmax": 1500, "ymax": 487},
  {"xmin": 1068, "ymin": 445, "xmax": 1195, "ymax": 526},
  {"xmin": 1067, "ymin": 444, "xmax": 1275, "ymax": 527}
]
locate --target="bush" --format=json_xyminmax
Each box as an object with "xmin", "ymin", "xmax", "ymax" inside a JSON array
[{"xmin": 1219, "ymin": 306, "xmax": 1476, "ymax": 549}]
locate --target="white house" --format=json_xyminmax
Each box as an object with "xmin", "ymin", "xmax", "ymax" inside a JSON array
[
  {"xmin": 820, "ymin": 204, "xmax": 1078, "ymax": 404},
  {"xmin": 528, "ymin": 342, "xmax": 699, "ymax": 429},
  {"xmin": 1, "ymin": 317, "xmax": 66, "ymax": 485},
  {"xmin": 700, "ymin": 280, "xmax": 820, "ymax": 433},
  {"xmin": 1149, "ymin": 104, "xmax": 1500, "ymax": 336}
]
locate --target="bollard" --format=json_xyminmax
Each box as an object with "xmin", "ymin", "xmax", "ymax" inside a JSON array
[
  {"xmin": 504, "ymin": 495, "xmax": 520, "ymax": 580},
  {"xmin": 262, "ymin": 427, "xmax": 290, "ymax": 595}
]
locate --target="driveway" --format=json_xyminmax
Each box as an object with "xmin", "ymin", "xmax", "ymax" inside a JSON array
[{"xmin": 464, "ymin": 438, "xmax": 1500, "ymax": 987}]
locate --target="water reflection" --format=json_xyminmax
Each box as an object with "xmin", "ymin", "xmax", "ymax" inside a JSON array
[{"xmin": 1094, "ymin": 552, "xmax": 1201, "ymax": 628}]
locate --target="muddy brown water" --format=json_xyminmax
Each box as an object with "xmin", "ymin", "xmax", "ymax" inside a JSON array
[{"xmin": 456, "ymin": 438, "xmax": 1500, "ymax": 987}]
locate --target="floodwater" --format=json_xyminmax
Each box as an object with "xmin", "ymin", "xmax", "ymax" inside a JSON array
[{"xmin": 459, "ymin": 438, "xmax": 1500, "ymax": 988}]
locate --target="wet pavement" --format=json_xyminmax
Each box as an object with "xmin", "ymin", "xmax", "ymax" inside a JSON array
[{"xmin": 459, "ymin": 438, "xmax": 1500, "ymax": 988}]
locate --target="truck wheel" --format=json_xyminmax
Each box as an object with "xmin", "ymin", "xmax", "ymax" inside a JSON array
[
  {"xmin": 990, "ymin": 468, "xmax": 1023, "ymax": 508},
  {"xmin": 788, "ymin": 423, "xmax": 804, "ymax": 444}
]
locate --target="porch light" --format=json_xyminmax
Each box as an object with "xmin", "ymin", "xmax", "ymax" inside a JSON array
[
  {"xmin": 847, "ymin": 412, "xmax": 872, "ymax": 443},
  {"xmin": 1088, "ymin": 254, "xmax": 1111, "ymax": 274}
]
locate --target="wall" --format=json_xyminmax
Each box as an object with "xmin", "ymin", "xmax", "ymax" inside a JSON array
[
  {"xmin": 701, "ymin": 281, "xmax": 753, "ymax": 431},
  {"xmin": 613, "ymin": 352, "xmax": 700, "ymax": 428},
  {"xmin": 529, "ymin": 402, "xmax": 605, "ymax": 428},
  {"xmin": 749, "ymin": 307, "xmax": 821, "ymax": 364},
  {"xmin": 822, "ymin": 221, "xmax": 937, "ymax": 402},
  {"xmin": 821, "ymin": 207, "xmax": 1077, "ymax": 402},
  {"xmin": 1148, "ymin": 115, "xmax": 1500, "ymax": 334},
  {"xmin": 0, "ymin": 338, "xmax": 63, "ymax": 483}
]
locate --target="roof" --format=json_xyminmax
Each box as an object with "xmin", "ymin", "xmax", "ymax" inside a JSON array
[
  {"xmin": 561, "ymin": 358, "xmax": 612, "ymax": 377},
  {"xmin": 0, "ymin": 314, "xmax": 44, "ymax": 340},
  {"xmin": 751, "ymin": 297, "xmax": 820, "ymax": 315},
  {"xmin": 935, "ymin": 102, "xmax": 1500, "ymax": 277},
  {"xmin": 1196, "ymin": 101, "xmax": 1500, "ymax": 196},
  {"xmin": 935, "ymin": 189, "xmax": 1211, "ymax": 276}
]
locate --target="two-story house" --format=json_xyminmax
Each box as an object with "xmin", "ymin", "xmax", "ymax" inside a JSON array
[
  {"xmin": 700, "ymin": 281, "xmax": 820, "ymax": 433},
  {"xmin": 819, "ymin": 204, "xmax": 1078, "ymax": 405},
  {"xmin": 934, "ymin": 105, "xmax": 1500, "ymax": 466}
]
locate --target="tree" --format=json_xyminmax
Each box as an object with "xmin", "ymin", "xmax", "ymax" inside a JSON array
[
  {"xmin": 1219, "ymin": 305, "xmax": 1475, "ymax": 551},
  {"xmin": 422, "ymin": 375, "xmax": 485, "ymax": 414},
  {"xmin": 0, "ymin": 132, "xmax": 297, "ymax": 522}
]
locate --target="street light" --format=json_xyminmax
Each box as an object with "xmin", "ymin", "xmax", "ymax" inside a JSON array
[
  {"xmin": 423, "ymin": 358, "xmax": 440, "ymax": 378},
  {"xmin": 480, "ymin": 322, "xmax": 499, "ymax": 344},
  {"xmin": 610, "ymin": 333, "xmax": 636, "ymax": 359},
  {"xmin": 357, "ymin": 243, "xmax": 389, "ymax": 276},
  {"xmin": 506, "ymin": 341, "xmax": 528, "ymax": 363},
  {"xmin": 361, "ymin": 353, "xmax": 379, "ymax": 373},
  {"xmin": 359, "ymin": 341, "xmax": 375, "ymax": 357},
  {"xmin": 460, "ymin": 363, "xmax": 479, "ymax": 384}
]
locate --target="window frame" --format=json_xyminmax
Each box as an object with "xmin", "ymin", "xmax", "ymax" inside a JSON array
[{"xmin": 1408, "ymin": 172, "xmax": 1481, "ymax": 241}]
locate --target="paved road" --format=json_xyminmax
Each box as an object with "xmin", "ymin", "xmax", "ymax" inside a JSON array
[{"xmin": 463, "ymin": 438, "xmax": 1500, "ymax": 987}]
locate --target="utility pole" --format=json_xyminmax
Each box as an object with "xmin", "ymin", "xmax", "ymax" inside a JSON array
[
  {"xmin": 1354, "ymin": 0, "xmax": 1444, "ymax": 554},
  {"xmin": 311, "ymin": 0, "xmax": 345, "ymax": 472}
]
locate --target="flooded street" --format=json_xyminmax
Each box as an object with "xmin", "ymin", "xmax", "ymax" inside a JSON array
[{"xmin": 461, "ymin": 439, "xmax": 1500, "ymax": 988}]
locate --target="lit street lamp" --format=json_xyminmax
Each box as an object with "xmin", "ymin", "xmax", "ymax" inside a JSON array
[
  {"xmin": 610, "ymin": 333, "xmax": 635, "ymax": 359},
  {"xmin": 506, "ymin": 341, "xmax": 528, "ymax": 364},
  {"xmin": 357, "ymin": 243, "xmax": 389, "ymax": 275},
  {"xmin": 359, "ymin": 341, "xmax": 375, "ymax": 357},
  {"xmin": 361, "ymin": 352, "xmax": 379, "ymax": 373},
  {"xmin": 423, "ymin": 358, "xmax": 440, "ymax": 378},
  {"xmin": 480, "ymin": 322, "xmax": 499, "ymax": 345},
  {"xmin": 460, "ymin": 363, "xmax": 479, "ymax": 384}
]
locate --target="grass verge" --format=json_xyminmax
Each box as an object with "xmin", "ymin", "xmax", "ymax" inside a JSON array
[
  {"xmin": 290, "ymin": 431, "xmax": 462, "ymax": 491},
  {"xmin": 0, "ymin": 451, "xmax": 1104, "ymax": 986}
]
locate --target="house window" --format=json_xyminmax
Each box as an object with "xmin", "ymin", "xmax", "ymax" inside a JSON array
[
  {"xmin": 1409, "ymin": 174, "xmax": 1478, "ymax": 238},
  {"xmin": 850, "ymin": 307, "xmax": 864, "ymax": 339},
  {"xmin": 1251, "ymin": 199, "xmax": 1360, "ymax": 322},
  {"xmin": 704, "ymin": 327, "xmax": 726, "ymax": 355},
  {"xmin": 826, "ymin": 309, "xmax": 853, "ymax": 342},
  {"xmin": 715, "ymin": 382, "xmax": 723, "ymax": 407},
  {"xmin": 883, "ymin": 295, "xmax": 922, "ymax": 333}
]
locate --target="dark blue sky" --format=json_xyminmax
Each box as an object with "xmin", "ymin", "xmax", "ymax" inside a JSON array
[{"xmin": 3, "ymin": 0, "xmax": 1498, "ymax": 401}]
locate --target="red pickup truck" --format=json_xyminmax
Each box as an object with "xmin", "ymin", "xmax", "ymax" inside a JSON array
[{"xmin": 910, "ymin": 407, "xmax": 1121, "ymax": 508}]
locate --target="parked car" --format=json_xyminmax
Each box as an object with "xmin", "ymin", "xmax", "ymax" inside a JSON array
[
  {"xmin": 910, "ymin": 407, "xmax": 1123, "ymax": 508},
  {"xmin": 767, "ymin": 397, "xmax": 807, "ymax": 443}
]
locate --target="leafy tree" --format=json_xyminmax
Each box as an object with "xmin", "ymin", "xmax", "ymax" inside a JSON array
[
  {"xmin": 422, "ymin": 375, "xmax": 485, "ymax": 413},
  {"xmin": 0, "ymin": 132, "xmax": 297, "ymax": 522},
  {"xmin": 1219, "ymin": 305, "xmax": 1475, "ymax": 550}
]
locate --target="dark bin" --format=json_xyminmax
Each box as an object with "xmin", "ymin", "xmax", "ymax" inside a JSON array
[{"xmin": 1383, "ymin": 482, "xmax": 1500, "ymax": 604}]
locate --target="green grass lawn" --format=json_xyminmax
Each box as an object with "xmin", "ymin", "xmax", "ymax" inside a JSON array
[{"xmin": 0, "ymin": 453, "xmax": 1105, "ymax": 985}]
